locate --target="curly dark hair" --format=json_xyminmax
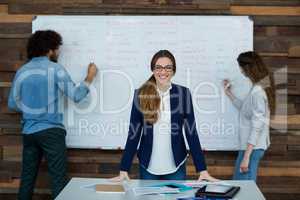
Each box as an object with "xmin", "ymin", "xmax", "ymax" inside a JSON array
[{"xmin": 27, "ymin": 30, "xmax": 62, "ymax": 59}]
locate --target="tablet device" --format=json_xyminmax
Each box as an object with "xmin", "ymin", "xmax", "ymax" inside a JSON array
[
  {"xmin": 205, "ymin": 184, "xmax": 232, "ymax": 194},
  {"xmin": 196, "ymin": 184, "xmax": 240, "ymax": 199}
]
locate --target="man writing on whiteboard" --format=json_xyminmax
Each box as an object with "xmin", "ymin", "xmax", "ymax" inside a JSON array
[{"xmin": 8, "ymin": 30, "xmax": 97, "ymax": 200}]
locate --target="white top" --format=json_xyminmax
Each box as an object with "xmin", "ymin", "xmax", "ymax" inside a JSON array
[
  {"xmin": 147, "ymin": 85, "xmax": 186, "ymax": 175},
  {"xmin": 232, "ymin": 84, "xmax": 270, "ymax": 150}
]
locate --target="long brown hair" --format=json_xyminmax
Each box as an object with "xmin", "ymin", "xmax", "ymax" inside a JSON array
[
  {"xmin": 237, "ymin": 51, "xmax": 276, "ymax": 115},
  {"xmin": 139, "ymin": 50, "xmax": 176, "ymax": 124}
]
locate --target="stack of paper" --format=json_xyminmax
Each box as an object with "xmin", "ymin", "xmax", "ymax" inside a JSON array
[
  {"xmin": 132, "ymin": 186, "xmax": 180, "ymax": 196},
  {"xmin": 183, "ymin": 181, "xmax": 207, "ymax": 188},
  {"xmin": 183, "ymin": 181, "xmax": 231, "ymax": 188}
]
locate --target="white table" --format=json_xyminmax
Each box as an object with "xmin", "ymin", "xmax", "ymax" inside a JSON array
[{"xmin": 55, "ymin": 178, "xmax": 265, "ymax": 200}]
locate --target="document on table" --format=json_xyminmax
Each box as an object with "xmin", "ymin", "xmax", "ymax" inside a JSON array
[
  {"xmin": 132, "ymin": 186, "xmax": 180, "ymax": 196},
  {"xmin": 183, "ymin": 181, "xmax": 232, "ymax": 188},
  {"xmin": 81, "ymin": 183, "xmax": 125, "ymax": 193}
]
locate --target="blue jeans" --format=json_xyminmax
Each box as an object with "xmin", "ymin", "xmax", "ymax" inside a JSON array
[
  {"xmin": 233, "ymin": 149, "xmax": 265, "ymax": 182},
  {"xmin": 140, "ymin": 163, "xmax": 186, "ymax": 180}
]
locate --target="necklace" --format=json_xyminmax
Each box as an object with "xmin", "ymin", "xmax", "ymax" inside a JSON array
[
  {"xmin": 160, "ymin": 91, "xmax": 168, "ymax": 111},
  {"xmin": 157, "ymin": 84, "xmax": 172, "ymax": 111}
]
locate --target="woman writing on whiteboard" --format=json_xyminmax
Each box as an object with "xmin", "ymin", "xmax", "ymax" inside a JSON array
[
  {"xmin": 112, "ymin": 50, "xmax": 217, "ymax": 181},
  {"xmin": 223, "ymin": 51, "xmax": 275, "ymax": 182}
]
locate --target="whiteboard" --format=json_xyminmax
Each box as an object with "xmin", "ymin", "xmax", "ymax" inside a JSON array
[{"xmin": 32, "ymin": 16, "xmax": 253, "ymax": 150}]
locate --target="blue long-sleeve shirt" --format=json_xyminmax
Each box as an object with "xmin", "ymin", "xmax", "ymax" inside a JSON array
[{"xmin": 8, "ymin": 56, "xmax": 90, "ymax": 134}]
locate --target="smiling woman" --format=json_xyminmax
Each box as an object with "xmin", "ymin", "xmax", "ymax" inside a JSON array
[
  {"xmin": 139, "ymin": 50, "xmax": 176, "ymax": 124},
  {"xmin": 111, "ymin": 50, "xmax": 218, "ymax": 182}
]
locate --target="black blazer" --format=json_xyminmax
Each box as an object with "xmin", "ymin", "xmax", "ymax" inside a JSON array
[{"xmin": 120, "ymin": 83, "xmax": 207, "ymax": 172}]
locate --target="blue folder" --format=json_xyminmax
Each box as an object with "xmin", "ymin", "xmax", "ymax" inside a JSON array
[{"xmin": 150, "ymin": 182, "xmax": 193, "ymax": 192}]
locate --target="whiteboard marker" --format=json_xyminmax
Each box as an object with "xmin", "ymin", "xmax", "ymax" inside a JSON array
[{"xmin": 225, "ymin": 82, "xmax": 231, "ymax": 90}]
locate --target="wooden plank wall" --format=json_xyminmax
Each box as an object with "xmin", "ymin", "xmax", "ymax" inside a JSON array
[{"xmin": 0, "ymin": 0, "xmax": 300, "ymax": 199}]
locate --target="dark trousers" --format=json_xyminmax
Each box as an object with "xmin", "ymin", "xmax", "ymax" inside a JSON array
[
  {"xmin": 139, "ymin": 163, "xmax": 186, "ymax": 180},
  {"xmin": 18, "ymin": 128, "xmax": 68, "ymax": 200}
]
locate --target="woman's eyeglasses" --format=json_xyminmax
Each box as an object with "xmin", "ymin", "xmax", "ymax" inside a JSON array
[{"xmin": 154, "ymin": 65, "xmax": 174, "ymax": 72}]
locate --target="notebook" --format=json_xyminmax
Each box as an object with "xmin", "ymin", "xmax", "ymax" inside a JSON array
[{"xmin": 95, "ymin": 184, "xmax": 125, "ymax": 193}]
